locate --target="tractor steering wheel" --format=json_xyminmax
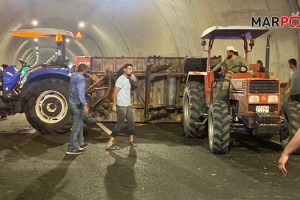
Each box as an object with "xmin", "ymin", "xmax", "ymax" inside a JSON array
[{"xmin": 229, "ymin": 65, "xmax": 248, "ymax": 73}]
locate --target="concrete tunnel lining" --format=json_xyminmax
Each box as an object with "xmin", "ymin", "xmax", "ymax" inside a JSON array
[{"xmin": 0, "ymin": 0, "xmax": 297, "ymax": 83}]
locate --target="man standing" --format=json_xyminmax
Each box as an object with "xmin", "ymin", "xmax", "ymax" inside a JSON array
[
  {"xmin": 284, "ymin": 58, "xmax": 300, "ymax": 102},
  {"xmin": 67, "ymin": 64, "xmax": 89, "ymax": 154},
  {"xmin": 214, "ymin": 46, "xmax": 249, "ymax": 72},
  {"xmin": 106, "ymin": 64, "xmax": 136, "ymax": 150}
]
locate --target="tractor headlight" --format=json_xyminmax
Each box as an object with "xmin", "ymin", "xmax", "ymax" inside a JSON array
[
  {"xmin": 249, "ymin": 95, "xmax": 260, "ymax": 103},
  {"xmin": 268, "ymin": 95, "xmax": 279, "ymax": 103}
]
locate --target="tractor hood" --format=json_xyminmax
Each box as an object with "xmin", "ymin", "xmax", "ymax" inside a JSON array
[{"xmin": 201, "ymin": 26, "xmax": 269, "ymax": 40}]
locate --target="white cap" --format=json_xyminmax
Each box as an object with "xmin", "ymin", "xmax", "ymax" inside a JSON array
[{"xmin": 226, "ymin": 46, "xmax": 237, "ymax": 52}]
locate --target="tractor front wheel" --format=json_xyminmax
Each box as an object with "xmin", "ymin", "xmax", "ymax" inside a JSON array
[
  {"xmin": 182, "ymin": 81, "xmax": 206, "ymax": 138},
  {"xmin": 208, "ymin": 101, "xmax": 230, "ymax": 154},
  {"xmin": 280, "ymin": 101, "xmax": 300, "ymax": 152},
  {"xmin": 25, "ymin": 79, "xmax": 71, "ymax": 134}
]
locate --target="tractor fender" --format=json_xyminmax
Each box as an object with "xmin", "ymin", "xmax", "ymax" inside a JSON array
[{"xmin": 20, "ymin": 68, "xmax": 70, "ymax": 98}]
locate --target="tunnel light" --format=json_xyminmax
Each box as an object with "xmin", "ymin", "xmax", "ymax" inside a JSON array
[
  {"xmin": 65, "ymin": 38, "xmax": 70, "ymax": 43},
  {"xmin": 36, "ymin": 52, "xmax": 39, "ymax": 54},
  {"xmin": 55, "ymin": 52, "xmax": 58, "ymax": 55},
  {"xmin": 34, "ymin": 38, "xmax": 38, "ymax": 42},
  {"xmin": 31, "ymin": 20, "xmax": 39, "ymax": 27},
  {"xmin": 35, "ymin": 47, "xmax": 39, "ymax": 50},
  {"xmin": 78, "ymin": 21, "xmax": 85, "ymax": 28}
]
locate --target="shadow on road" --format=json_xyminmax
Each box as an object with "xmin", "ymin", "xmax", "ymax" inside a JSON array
[
  {"xmin": 15, "ymin": 155, "xmax": 78, "ymax": 200},
  {"xmin": 0, "ymin": 131, "xmax": 66, "ymax": 160},
  {"xmin": 105, "ymin": 146, "xmax": 137, "ymax": 200},
  {"xmin": 100, "ymin": 123, "xmax": 205, "ymax": 147}
]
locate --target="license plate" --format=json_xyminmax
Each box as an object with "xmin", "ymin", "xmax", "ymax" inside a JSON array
[{"xmin": 256, "ymin": 106, "xmax": 269, "ymax": 113}]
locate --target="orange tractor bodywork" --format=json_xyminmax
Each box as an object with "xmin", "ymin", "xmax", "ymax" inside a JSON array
[{"xmin": 183, "ymin": 26, "xmax": 283, "ymax": 153}]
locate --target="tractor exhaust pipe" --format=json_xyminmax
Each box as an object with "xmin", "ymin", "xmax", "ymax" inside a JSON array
[{"xmin": 265, "ymin": 33, "xmax": 273, "ymax": 78}]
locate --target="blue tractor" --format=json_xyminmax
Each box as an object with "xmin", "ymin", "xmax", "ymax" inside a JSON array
[
  {"xmin": 0, "ymin": 60, "xmax": 71, "ymax": 134},
  {"xmin": 0, "ymin": 29, "xmax": 74, "ymax": 134}
]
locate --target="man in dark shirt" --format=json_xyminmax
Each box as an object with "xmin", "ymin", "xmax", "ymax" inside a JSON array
[{"xmin": 67, "ymin": 64, "xmax": 90, "ymax": 154}]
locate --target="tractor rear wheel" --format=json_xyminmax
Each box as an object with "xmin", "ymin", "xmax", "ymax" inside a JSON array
[
  {"xmin": 208, "ymin": 101, "xmax": 230, "ymax": 154},
  {"xmin": 182, "ymin": 81, "xmax": 206, "ymax": 138},
  {"xmin": 24, "ymin": 79, "xmax": 71, "ymax": 134},
  {"xmin": 280, "ymin": 101, "xmax": 300, "ymax": 152}
]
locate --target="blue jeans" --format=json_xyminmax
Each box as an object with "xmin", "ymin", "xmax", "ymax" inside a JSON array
[
  {"xmin": 111, "ymin": 106, "xmax": 134, "ymax": 137},
  {"xmin": 68, "ymin": 102, "xmax": 84, "ymax": 150}
]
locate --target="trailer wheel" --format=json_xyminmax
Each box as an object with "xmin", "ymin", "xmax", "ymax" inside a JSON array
[
  {"xmin": 25, "ymin": 79, "xmax": 71, "ymax": 134},
  {"xmin": 183, "ymin": 81, "xmax": 206, "ymax": 137},
  {"xmin": 280, "ymin": 101, "xmax": 300, "ymax": 153},
  {"xmin": 208, "ymin": 101, "xmax": 230, "ymax": 154}
]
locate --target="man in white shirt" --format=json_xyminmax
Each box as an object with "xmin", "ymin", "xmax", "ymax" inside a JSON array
[{"xmin": 106, "ymin": 64, "xmax": 136, "ymax": 150}]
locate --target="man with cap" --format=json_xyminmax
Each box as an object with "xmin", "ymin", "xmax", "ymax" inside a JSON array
[{"xmin": 213, "ymin": 46, "xmax": 249, "ymax": 73}]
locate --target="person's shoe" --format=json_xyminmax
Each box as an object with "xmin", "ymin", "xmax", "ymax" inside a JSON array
[
  {"xmin": 66, "ymin": 149, "xmax": 82, "ymax": 155},
  {"xmin": 78, "ymin": 143, "xmax": 88, "ymax": 151},
  {"xmin": 130, "ymin": 141, "xmax": 137, "ymax": 147}
]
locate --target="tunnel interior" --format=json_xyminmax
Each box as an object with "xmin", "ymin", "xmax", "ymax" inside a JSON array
[{"xmin": 0, "ymin": 0, "xmax": 299, "ymax": 82}]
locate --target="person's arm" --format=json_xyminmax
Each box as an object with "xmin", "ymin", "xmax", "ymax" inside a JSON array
[
  {"xmin": 84, "ymin": 73, "xmax": 100, "ymax": 85},
  {"xmin": 284, "ymin": 79, "xmax": 291, "ymax": 91},
  {"xmin": 213, "ymin": 61, "xmax": 222, "ymax": 72},
  {"xmin": 77, "ymin": 77, "xmax": 89, "ymax": 114},
  {"xmin": 282, "ymin": 79, "xmax": 291, "ymax": 96},
  {"xmin": 112, "ymin": 86, "xmax": 120, "ymax": 112},
  {"xmin": 89, "ymin": 74, "xmax": 100, "ymax": 82},
  {"xmin": 240, "ymin": 57, "xmax": 249, "ymax": 70},
  {"xmin": 278, "ymin": 128, "xmax": 300, "ymax": 176},
  {"xmin": 112, "ymin": 77, "xmax": 124, "ymax": 112}
]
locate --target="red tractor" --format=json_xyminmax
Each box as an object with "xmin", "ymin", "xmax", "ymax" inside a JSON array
[{"xmin": 183, "ymin": 26, "xmax": 290, "ymax": 154}]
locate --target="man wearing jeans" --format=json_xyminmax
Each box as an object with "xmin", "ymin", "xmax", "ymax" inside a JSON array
[
  {"xmin": 67, "ymin": 64, "xmax": 90, "ymax": 154},
  {"xmin": 106, "ymin": 64, "xmax": 136, "ymax": 150}
]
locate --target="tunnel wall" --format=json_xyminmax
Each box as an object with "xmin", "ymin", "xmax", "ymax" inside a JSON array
[{"xmin": 0, "ymin": 0, "xmax": 298, "ymax": 83}]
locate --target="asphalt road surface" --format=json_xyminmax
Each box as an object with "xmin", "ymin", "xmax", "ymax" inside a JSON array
[{"xmin": 1, "ymin": 114, "xmax": 300, "ymax": 200}]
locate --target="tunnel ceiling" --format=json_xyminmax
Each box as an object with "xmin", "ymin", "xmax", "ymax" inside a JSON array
[{"xmin": 0, "ymin": 0, "xmax": 299, "ymax": 81}]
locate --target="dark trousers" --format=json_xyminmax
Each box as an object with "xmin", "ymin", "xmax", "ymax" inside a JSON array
[
  {"xmin": 291, "ymin": 94, "xmax": 300, "ymax": 102},
  {"xmin": 68, "ymin": 102, "xmax": 84, "ymax": 150},
  {"xmin": 111, "ymin": 106, "xmax": 134, "ymax": 138}
]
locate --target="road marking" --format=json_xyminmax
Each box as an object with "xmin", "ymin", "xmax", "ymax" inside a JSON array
[{"xmin": 96, "ymin": 123, "xmax": 112, "ymax": 135}]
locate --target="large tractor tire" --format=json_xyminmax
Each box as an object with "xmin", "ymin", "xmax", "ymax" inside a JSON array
[
  {"xmin": 24, "ymin": 79, "xmax": 71, "ymax": 134},
  {"xmin": 280, "ymin": 101, "xmax": 300, "ymax": 152},
  {"xmin": 208, "ymin": 101, "xmax": 230, "ymax": 154},
  {"xmin": 182, "ymin": 81, "xmax": 206, "ymax": 138}
]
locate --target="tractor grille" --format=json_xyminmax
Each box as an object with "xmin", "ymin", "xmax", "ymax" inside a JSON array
[
  {"xmin": 248, "ymin": 104, "xmax": 278, "ymax": 112},
  {"xmin": 249, "ymin": 80, "xmax": 279, "ymax": 94}
]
